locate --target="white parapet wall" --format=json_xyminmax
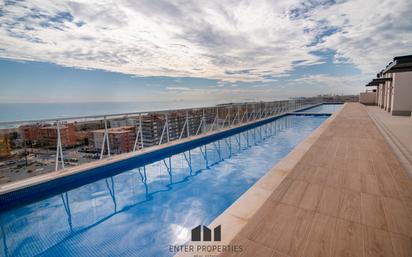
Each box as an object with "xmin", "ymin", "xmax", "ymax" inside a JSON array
[
  {"xmin": 391, "ymin": 71, "xmax": 412, "ymax": 116},
  {"xmin": 384, "ymin": 73, "xmax": 392, "ymax": 111},
  {"xmin": 360, "ymin": 92, "xmax": 377, "ymax": 105}
]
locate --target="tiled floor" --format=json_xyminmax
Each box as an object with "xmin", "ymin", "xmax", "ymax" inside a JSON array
[
  {"xmin": 222, "ymin": 103, "xmax": 412, "ymax": 257},
  {"xmin": 366, "ymin": 106, "xmax": 412, "ymax": 177}
]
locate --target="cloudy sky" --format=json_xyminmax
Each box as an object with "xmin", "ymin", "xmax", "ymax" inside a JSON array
[{"xmin": 0, "ymin": 0, "xmax": 411, "ymax": 103}]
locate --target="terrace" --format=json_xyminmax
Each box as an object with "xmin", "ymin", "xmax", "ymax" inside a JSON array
[
  {"xmin": 1, "ymin": 100, "xmax": 411, "ymax": 257},
  {"xmin": 191, "ymin": 103, "xmax": 412, "ymax": 257}
]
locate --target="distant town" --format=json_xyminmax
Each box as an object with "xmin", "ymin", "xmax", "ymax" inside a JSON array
[{"xmin": 0, "ymin": 95, "xmax": 358, "ymax": 184}]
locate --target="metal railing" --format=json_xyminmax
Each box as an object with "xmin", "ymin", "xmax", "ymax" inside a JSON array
[{"xmin": 0, "ymin": 98, "xmax": 323, "ymax": 183}]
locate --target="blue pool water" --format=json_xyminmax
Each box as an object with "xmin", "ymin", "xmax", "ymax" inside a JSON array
[
  {"xmin": 0, "ymin": 115, "xmax": 328, "ymax": 257},
  {"xmin": 299, "ymin": 103, "xmax": 342, "ymax": 114}
]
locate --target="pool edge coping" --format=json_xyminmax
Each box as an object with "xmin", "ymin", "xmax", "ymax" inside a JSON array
[{"xmin": 174, "ymin": 103, "xmax": 345, "ymax": 257}]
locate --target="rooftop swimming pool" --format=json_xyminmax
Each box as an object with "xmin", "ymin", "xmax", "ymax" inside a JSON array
[
  {"xmin": 298, "ymin": 103, "xmax": 342, "ymax": 114},
  {"xmin": 0, "ymin": 106, "xmax": 337, "ymax": 257}
]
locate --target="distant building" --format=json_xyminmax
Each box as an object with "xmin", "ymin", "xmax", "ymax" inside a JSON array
[
  {"xmin": 19, "ymin": 124, "xmax": 42, "ymax": 144},
  {"xmin": 0, "ymin": 134, "xmax": 11, "ymax": 159},
  {"xmin": 139, "ymin": 114, "xmax": 166, "ymax": 147},
  {"xmin": 89, "ymin": 126, "xmax": 136, "ymax": 154},
  {"xmin": 73, "ymin": 120, "xmax": 105, "ymax": 146},
  {"xmin": 109, "ymin": 118, "xmax": 136, "ymax": 128},
  {"xmin": 139, "ymin": 112, "xmax": 202, "ymax": 147},
  {"xmin": 19, "ymin": 123, "xmax": 77, "ymax": 147},
  {"xmin": 39, "ymin": 124, "xmax": 77, "ymax": 147},
  {"xmin": 75, "ymin": 130, "xmax": 89, "ymax": 145},
  {"xmin": 74, "ymin": 120, "xmax": 104, "ymax": 131}
]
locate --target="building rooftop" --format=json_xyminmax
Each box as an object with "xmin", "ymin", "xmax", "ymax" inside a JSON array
[
  {"xmin": 383, "ymin": 54, "xmax": 412, "ymax": 74},
  {"xmin": 365, "ymin": 77, "xmax": 393, "ymax": 87}
]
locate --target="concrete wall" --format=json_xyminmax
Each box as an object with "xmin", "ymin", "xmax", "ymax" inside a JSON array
[
  {"xmin": 391, "ymin": 71, "xmax": 412, "ymax": 116},
  {"xmin": 377, "ymin": 85, "xmax": 380, "ymax": 106},
  {"xmin": 384, "ymin": 73, "xmax": 393, "ymax": 112},
  {"xmin": 383, "ymin": 78, "xmax": 388, "ymax": 109},
  {"xmin": 378, "ymin": 83, "xmax": 385, "ymax": 108},
  {"xmin": 360, "ymin": 92, "xmax": 377, "ymax": 105}
]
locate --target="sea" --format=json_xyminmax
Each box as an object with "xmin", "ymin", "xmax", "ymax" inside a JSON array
[{"xmin": 0, "ymin": 100, "xmax": 223, "ymax": 125}]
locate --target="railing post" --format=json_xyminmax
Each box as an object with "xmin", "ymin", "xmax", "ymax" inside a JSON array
[
  {"xmin": 263, "ymin": 103, "xmax": 266, "ymax": 117},
  {"xmin": 265, "ymin": 103, "xmax": 268, "ymax": 116},
  {"xmin": 55, "ymin": 120, "xmax": 64, "ymax": 171},
  {"xmin": 100, "ymin": 117, "xmax": 110, "ymax": 159},
  {"xmin": 264, "ymin": 103, "xmax": 267, "ymax": 117},
  {"xmin": 186, "ymin": 111, "xmax": 190, "ymax": 137},
  {"xmin": 159, "ymin": 113, "xmax": 169, "ymax": 145},
  {"xmin": 210, "ymin": 108, "xmax": 218, "ymax": 131},
  {"xmin": 227, "ymin": 107, "xmax": 231, "ymax": 127},
  {"xmin": 222, "ymin": 108, "xmax": 229, "ymax": 129},
  {"xmin": 216, "ymin": 107, "xmax": 219, "ymax": 128},
  {"xmin": 196, "ymin": 109, "xmax": 204, "ymax": 136},
  {"xmin": 139, "ymin": 115, "xmax": 144, "ymax": 149},
  {"xmin": 237, "ymin": 106, "xmax": 240, "ymax": 124},
  {"xmin": 261, "ymin": 103, "xmax": 264, "ymax": 118},
  {"xmin": 232, "ymin": 106, "xmax": 240, "ymax": 126},
  {"xmin": 260, "ymin": 103, "xmax": 263, "ymax": 118},
  {"xmin": 133, "ymin": 118, "xmax": 139, "ymax": 151},
  {"xmin": 106, "ymin": 118, "xmax": 111, "ymax": 156},
  {"xmin": 202, "ymin": 108, "xmax": 206, "ymax": 132},
  {"xmin": 166, "ymin": 113, "xmax": 170, "ymax": 143},
  {"xmin": 133, "ymin": 115, "xmax": 143, "ymax": 151},
  {"xmin": 246, "ymin": 104, "xmax": 250, "ymax": 122},
  {"xmin": 255, "ymin": 103, "xmax": 258, "ymax": 119},
  {"xmin": 179, "ymin": 111, "xmax": 189, "ymax": 140}
]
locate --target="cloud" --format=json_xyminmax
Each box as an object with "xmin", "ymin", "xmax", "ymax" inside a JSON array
[
  {"xmin": 312, "ymin": 0, "xmax": 412, "ymax": 74},
  {"xmin": 0, "ymin": 0, "xmax": 411, "ymax": 84},
  {"xmin": 165, "ymin": 86, "xmax": 192, "ymax": 91}
]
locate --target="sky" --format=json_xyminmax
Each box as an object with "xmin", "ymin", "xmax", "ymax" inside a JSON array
[{"xmin": 0, "ymin": 0, "xmax": 411, "ymax": 103}]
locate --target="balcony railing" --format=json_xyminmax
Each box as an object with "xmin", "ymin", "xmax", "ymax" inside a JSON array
[{"xmin": 0, "ymin": 98, "xmax": 324, "ymax": 184}]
